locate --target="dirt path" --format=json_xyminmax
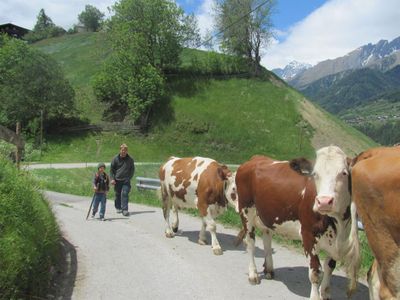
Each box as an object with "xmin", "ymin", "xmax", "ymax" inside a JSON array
[{"xmin": 46, "ymin": 191, "xmax": 369, "ymax": 300}]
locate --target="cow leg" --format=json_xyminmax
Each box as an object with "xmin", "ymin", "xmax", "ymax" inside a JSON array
[
  {"xmin": 244, "ymin": 207, "xmax": 260, "ymax": 284},
  {"xmin": 161, "ymin": 186, "xmax": 174, "ymax": 238},
  {"xmin": 246, "ymin": 226, "xmax": 260, "ymax": 284},
  {"xmin": 308, "ymin": 254, "xmax": 322, "ymax": 300},
  {"xmin": 262, "ymin": 228, "xmax": 274, "ymax": 279},
  {"xmin": 320, "ymin": 258, "xmax": 335, "ymax": 300},
  {"xmin": 203, "ymin": 213, "xmax": 222, "ymax": 255},
  {"xmin": 171, "ymin": 204, "xmax": 179, "ymax": 233},
  {"xmin": 301, "ymin": 229, "xmax": 322, "ymax": 299},
  {"xmin": 367, "ymin": 260, "xmax": 395, "ymax": 300},
  {"xmin": 198, "ymin": 219, "xmax": 207, "ymax": 245},
  {"xmin": 368, "ymin": 260, "xmax": 381, "ymax": 300}
]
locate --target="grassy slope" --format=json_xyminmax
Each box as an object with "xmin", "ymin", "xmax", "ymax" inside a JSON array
[
  {"xmin": 34, "ymin": 32, "xmax": 109, "ymax": 123},
  {"xmin": 32, "ymin": 33, "xmax": 376, "ymax": 163}
]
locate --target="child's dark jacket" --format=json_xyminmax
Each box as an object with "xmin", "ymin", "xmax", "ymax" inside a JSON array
[{"xmin": 93, "ymin": 172, "xmax": 110, "ymax": 193}]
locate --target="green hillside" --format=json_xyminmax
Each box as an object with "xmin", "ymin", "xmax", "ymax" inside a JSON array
[
  {"xmin": 303, "ymin": 67, "xmax": 400, "ymax": 114},
  {"xmin": 32, "ymin": 32, "xmax": 376, "ymax": 163}
]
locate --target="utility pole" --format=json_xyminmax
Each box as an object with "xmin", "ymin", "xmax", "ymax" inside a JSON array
[
  {"xmin": 15, "ymin": 121, "xmax": 21, "ymax": 169},
  {"xmin": 40, "ymin": 109, "xmax": 43, "ymax": 159}
]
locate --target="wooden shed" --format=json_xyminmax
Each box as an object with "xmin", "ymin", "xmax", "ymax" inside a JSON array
[{"xmin": 0, "ymin": 23, "xmax": 30, "ymax": 39}]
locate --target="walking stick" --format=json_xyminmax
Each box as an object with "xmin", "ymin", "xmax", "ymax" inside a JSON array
[{"xmin": 86, "ymin": 194, "xmax": 96, "ymax": 220}]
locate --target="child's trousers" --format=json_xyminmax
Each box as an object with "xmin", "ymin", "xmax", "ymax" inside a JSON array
[{"xmin": 92, "ymin": 193, "xmax": 107, "ymax": 218}]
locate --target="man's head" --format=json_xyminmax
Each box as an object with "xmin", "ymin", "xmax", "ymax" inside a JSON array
[
  {"xmin": 120, "ymin": 144, "xmax": 128, "ymax": 158},
  {"xmin": 98, "ymin": 162, "xmax": 106, "ymax": 172}
]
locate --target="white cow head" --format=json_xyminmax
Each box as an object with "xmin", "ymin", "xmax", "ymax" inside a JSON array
[
  {"xmin": 312, "ymin": 145, "xmax": 351, "ymax": 216},
  {"xmin": 224, "ymin": 171, "xmax": 239, "ymax": 212}
]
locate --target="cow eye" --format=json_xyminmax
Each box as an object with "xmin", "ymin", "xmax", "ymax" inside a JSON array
[{"xmin": 342, "ymin": 170, "xmax": 348, "ymax": 176}]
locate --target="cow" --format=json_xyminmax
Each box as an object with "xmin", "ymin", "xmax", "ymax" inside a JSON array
[
  {"xmin": 159, "ymin": 156, "xmax": 235, "ymax": 255},
  {"xmin": 351, "ymin": 146, "xmax": 400, "ymax": 299},
  {"xmin": 235, "ymin": 146, "xmax": 360, "ymax": 300}
]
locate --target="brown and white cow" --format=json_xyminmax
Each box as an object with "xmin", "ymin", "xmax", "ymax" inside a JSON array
[
  {"xmin": 351, "ymin": 146, "xmax": 400, "ymax": 299},
  {"xmin": 235, "ymin": 146, "xmax": 360, "ymax": 300},
  {"xmin": 159, "ymin": 156, "xmax": 234, "ymax": 255}
]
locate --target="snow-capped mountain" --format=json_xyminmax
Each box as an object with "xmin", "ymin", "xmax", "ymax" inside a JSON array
[
  {"xmin": 289, "ymin": 36, "xmax": 400, "ymax": 89},
  {"xmin": 272, "ymin": 61, "xmax": 312, "ymax": 81},
  {"xmin": 359, "ymin": 37, "xmax": 400, "ymax": 66}
]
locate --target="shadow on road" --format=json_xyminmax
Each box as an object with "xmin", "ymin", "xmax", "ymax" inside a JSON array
[
  {"xmin": 177, "ymin": 230, "xmax": 268, "ymax": 257},
  {"xmin": 177, "ymin": 230, "xmax": 369, "ymax": 299},
  {"xmin": 48, "ymin": 237, "xmax": 77, "ymax": 300},
  {"xmin": 128, "ymin": 210, "xmax": 156, "ymax": 216},
  {"xmin": 271, "ymin": 266, "xmax": 369, "ymax": 299}
]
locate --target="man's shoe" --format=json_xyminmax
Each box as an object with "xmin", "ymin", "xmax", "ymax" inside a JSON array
[
  {"xmin": 116, "ymin": 209, "xmax": 122, "ymax": 214},
  {"xmin": 91, "ymin": 214, "xmax": 95, "ymax": 218},
  {"xmin": 100, "ymin": 216, "xmax": 105, "ymax": 221},
  {"xmin": 122, "ymin": 210, "xmax": 129, "ymax": 217}
]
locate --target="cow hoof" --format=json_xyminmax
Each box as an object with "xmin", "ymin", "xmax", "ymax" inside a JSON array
[
  {"xmin": 248, "ymin": 276, "xmax": 260, "ymax": 285},
  {"xmin": 265, "ymin": 271, "xmax": 274, "ymax": 280},
  {"xmin": 198, "ymin": 239, "xmax": 207, "ymax": 245},
  {"xmin": 172, "ymin": 226, "xmax": 178, "ymax": 233},
  {"xmin": 213, "ymin": 248, "xmax": 223, "ymax": 255},
  {"xmin": 165, "ymin": 232, "xmax": 175, "ymax": 238}
]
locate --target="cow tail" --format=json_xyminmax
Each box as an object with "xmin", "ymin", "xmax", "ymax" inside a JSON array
[
  {"xmin": 345, "ymin": 201, "xmax": 361, "ymax": 297},
  {"xmin": 234, "ymin": 228, "xmax": 246, "ymax": 247},
  {"xmin": 156, "ymin": 186, "xmax": 162, "ymax": 201}
]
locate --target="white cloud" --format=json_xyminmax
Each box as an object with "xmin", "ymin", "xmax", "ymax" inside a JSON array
[
  {"xmin": 262, "ymin": 0, "xmax": 400, "ymax": 70},
  {"xmin": 195, "ymin": 0, "xmax": 215, "ymax": 38},
  {"xmin": 0, "ymin": 0, "xmax": 114, "ymax": 30}
]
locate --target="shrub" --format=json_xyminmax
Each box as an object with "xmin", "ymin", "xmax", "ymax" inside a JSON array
[{"xmin": 0, "ymin": 156, "xmax": 60, "ymax": 299}]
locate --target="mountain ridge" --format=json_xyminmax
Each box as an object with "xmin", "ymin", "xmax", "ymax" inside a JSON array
[{"xmin": 288, "ymin": 36, "xmax": 400, "ymax": 89}]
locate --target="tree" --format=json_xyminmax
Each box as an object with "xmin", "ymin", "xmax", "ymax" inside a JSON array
[
  {"xmin": 93, "ymin": 0, "xmax": 199, "ymax": 129},
  {"xmin": 107, "ymin": 0, "xmax": 198, "ymax": 70},
  {"xmin": 33, "ymin": 8, "xmax": 55, "ymax": 32},
  {"xmin": 215, "ymin": 0, "xmax": 275, "ymax": 75},
  {"xmin": 0, "ymin": 35, "xmax": 75, "ymax": 131},
  {"xmin": 78, "ymin": 5, "xmax": 105, "ymax": 32},
  {"xmin": 24, "ymin": 9, "xmax": 66, "ymax": 42}
]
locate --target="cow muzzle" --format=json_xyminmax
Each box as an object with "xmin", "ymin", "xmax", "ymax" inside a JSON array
[{"xmin": 315, "ymin": 195, "xmax": 334, "ymax": 213}]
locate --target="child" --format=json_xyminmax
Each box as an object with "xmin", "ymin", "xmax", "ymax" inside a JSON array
[{"xmin": 92, "ymin": 162, "xmax": 110, "ymax": 221}]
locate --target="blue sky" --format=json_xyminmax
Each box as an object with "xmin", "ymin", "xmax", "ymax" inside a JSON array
[
  {"xmin": 175, "ymin": 0, "xmax": 329, "ymax": 42},
  {"xmin": 270, "ymin": 0, "xmax": 327, "ymax": 36},
  {"xmin": 1, "ymin": 0, "xmax": 399, "ymax": 69}
]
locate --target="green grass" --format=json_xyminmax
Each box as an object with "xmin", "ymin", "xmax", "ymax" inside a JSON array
[
  {"xmin": 30, "ymin": 163, "xmax": 161, "ymax": 199},
  {"xmin": 33, "ymin": 32, "xmax": 109, "ymax": 88},
  {"xmin": 31, "ymin": 78, "xmax": 316, "ymax": 165},
  {"xmin": 0, "ymin": 156, "xmax": 60, "ymax": 299},
  {"xmin": 33, "ymin": 32, "xmax": 110, "ymax": 123}
]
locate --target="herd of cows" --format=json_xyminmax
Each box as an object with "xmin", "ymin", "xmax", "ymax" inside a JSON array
[{"xmin": 157, "ymin": 145, "xmax": 400, "ymax": 300}]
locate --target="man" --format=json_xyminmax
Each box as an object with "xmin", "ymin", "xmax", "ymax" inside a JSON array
[{"xmin": 110, "ymin": 144, "xmax": 135, "ymax": 216}]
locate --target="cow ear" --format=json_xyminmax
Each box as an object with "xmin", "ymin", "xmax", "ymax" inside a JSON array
[
  {"xmin": 289, "ymin": 157, "xmax": 313, "ymax": 176},
  {"xmin": 217, "ymin": 165, "xmax": 231, "ymax": 180},
  {"xmin": 346, "ymin": 157, "xmax": 352, "ymax": 168}
]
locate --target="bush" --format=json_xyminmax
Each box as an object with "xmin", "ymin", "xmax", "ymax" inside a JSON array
[{"xmin": 0, "ymin": 156, "xmax": 60, "ymax": 299}]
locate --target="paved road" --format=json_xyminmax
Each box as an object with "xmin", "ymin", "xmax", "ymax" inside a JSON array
[
  {"xmin": 23, "ymin": 162, "xmax": 162, "ymax": 170},
  {"xmin": 46, "ymin": 191, "xmax": 369, "ymax": 300}
]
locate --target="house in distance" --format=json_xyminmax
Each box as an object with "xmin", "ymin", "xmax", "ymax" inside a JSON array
[{"xmin": 0, "ymin": 23, "xmax": 30, "ymax": 39}]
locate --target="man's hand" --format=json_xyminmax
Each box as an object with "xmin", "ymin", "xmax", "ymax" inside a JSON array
[
  {"xmin": 93, "ymin": 186, "xmax": 97, "ymax": 192},
  {"xmin": 111, "ymin": 179, "xmax": 116, "ymax": 185}
]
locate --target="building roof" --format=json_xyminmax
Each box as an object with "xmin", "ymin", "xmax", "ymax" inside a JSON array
[{"xmin": 0, "ymin": 23, "xmax": 30, "ymax": 39}]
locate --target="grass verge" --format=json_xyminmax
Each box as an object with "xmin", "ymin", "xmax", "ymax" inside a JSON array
[{"xmin": 0, "ymin": 156, "xmax": 60, "ymax": 299}]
